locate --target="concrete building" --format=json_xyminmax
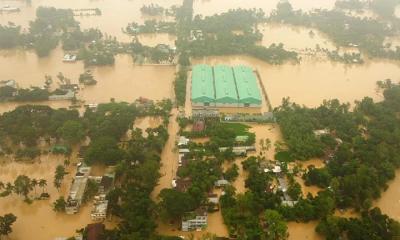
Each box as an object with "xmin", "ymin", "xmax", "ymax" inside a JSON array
[
  {"xmin": 191, "ymin": 64, "xmax": 215, "ymax": 107},
  {"xmin": 66, "ymin": 166, "xmax": 91, "ymax": 214},
  {"xmin": 233, "ymin": 66, "xmax": 262, "ymax": 107},
  {"xmin": 181, "ymin": 208, "xmax": 208, "ymax": 231},
  {"xmin": 49, "ymin": 90, "xmax": 75, "ymax": 101},
  {"xmin": 214, "ymin": 65, "xmax": 238, "ymax": 107}
]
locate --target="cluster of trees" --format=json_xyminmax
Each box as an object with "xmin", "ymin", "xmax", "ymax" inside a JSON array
[
  {"xmin": 0, "ymin": 175, "xmax": 48, "ymax": 201},
  {"xmin": 177, "ymin": 8, "xmax": 298, "ymax": 64},
  {"xmin": 0, "ymin": 105, "xmax": 81, "ymax": 147},
  {"xmin": 0, "ymin": 214, "xmax": 17, "ymax": 239},
  {"xmin": 0, "ymin": 7, "xmax": 115, "ymax": 59},
  {"xmin": 269, "ymin": 81, "xmax": 400, "ymax": 238},
  {"xmin": 125, "ymin": 20, "xmax": 176, "ymax": 35},
  {"xmin": 140, "ymin": 4, "xmax": 165, "ymax": 16},
  {"xmin": 130, "ymin": 41, "xmax": 176, "ymax": 64},
  {"xmin": 269, "ymin": 1, "xmax": 400, "ymax": 61},
  {"xmin": 78, "ymin": 71, "xmax": 97, "ymax": 85},
  {"xmin": 77, "ymin": 36, "xmax": 125, "ymax": 66},
  {"xmin": 325, "ymin": 50, "xmax": 364, "ymax": 64},
  {"xmin": 94, "ymin": 102, "xmax": 172, "ymax": 239},
  {"xmin": 174, "ymin": 68, "xmax": 188, "ymax": 106}
]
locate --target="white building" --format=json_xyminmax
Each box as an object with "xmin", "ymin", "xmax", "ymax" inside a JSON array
[{"xmin": 181, "ymin": 208, "xmax": 207, "ymax": 231}]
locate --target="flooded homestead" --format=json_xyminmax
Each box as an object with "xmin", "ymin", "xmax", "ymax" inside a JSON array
[{"xmin": 0, "ymin": 155, "xmax": 93, "ymax": 240}]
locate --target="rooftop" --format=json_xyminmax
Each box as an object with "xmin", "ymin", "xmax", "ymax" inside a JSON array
[
  {"xmin": 192, "ymin": 64, "xmax": 215, "ymax": 103},
  {"xmin": 233, "ymin": 65, "xmax": 262, "ymax": 104},
  {"xmin": 214, "ymin": 65, "xmax": 238, "ymax": 103}
]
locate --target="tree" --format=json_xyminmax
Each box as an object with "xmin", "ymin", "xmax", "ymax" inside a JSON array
[
  {"xmin": 13, "ymin": 175, "xmax": 32, "ymax": 200},
  {"xmin": 57, "ymin": 120, "xmax": 85, "ymax": 144},
  {"xmin": 54, "ymin": 165, "xmax": 66, "ymax": 190},
  {"xmin": 263, "ymin": 209, "xmax": 288, "ymax": 240},
  {"xmin": 159, "ymin": 189, "xmax": 196, "ymax": 220},
  {"xmin": 38, "ymin": 179, "xmax": 47, "ymax": 194},
  {"xmin": 31, "ymin": 178, "xmax": 38, "ymax": 197},
  {"xmin": 53, "ymin": 197, "xmax": 66, "ymax": 212},
  {"xmin": 0, "ymin": 213, "xmax": 17, "ymax": 238}
]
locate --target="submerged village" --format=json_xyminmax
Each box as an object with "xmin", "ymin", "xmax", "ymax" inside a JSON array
[{"xmin": 2, "ymin": 0, "xmax": 400, "ymax": 240}]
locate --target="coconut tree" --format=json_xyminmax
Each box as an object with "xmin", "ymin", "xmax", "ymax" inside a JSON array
[
  {"xmin": 38, "ymin": 179, "xmax": 47, "ymax": 194},
  {"xmin": 31, "ymin": 179, "xmax": 38, "ymax": 197},
  {"xmin": 13, "ymin": 175, "xmax": 32, "ymax": 200}
]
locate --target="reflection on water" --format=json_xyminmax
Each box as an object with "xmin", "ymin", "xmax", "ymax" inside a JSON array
[{"xmin": 193, "ymin": 55, "xmax": 400, "ymax": 108}]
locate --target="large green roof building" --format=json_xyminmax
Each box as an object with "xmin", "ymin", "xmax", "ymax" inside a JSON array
[
  {"xmin": 214, "ymin": 65, "xmax": 238, "ymax": 107},
  {"xmin": 191, "ymin": 64, "xmax": 215, "ymax": 106},
  {"xmin": 191, "ymin": 64, "xmax": 262, "ymax": 108},
  {"xmin": 233, "ymin": 65, "xmax": 262, "ymax": 107}
]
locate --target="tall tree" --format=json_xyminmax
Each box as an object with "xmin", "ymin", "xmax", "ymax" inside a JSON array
[
  {"xmin": 0, "ymin": 213, "xmax": 17, "ymax": 239},
  {"xmin": 263, "ymin": 209, "xmax": 288, "ymax": 240}
]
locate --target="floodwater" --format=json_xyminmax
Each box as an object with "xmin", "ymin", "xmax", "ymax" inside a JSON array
[
  {"xmin": 137, "ymin": 33, "xmax": 177, "ymax": 47},
  {"xmin": 0, "ymin": 154, "xmax": 93, "ymax": 240},
  {"xmin": 192, "ymin": 56, "xmax": 400, "ymax": 108},
  {"xmin": 0, "ymin": 48, "xmax": 175, "ymax": 113},
  {"xmin": 134, "ymin": 116, "xmax": 163, "ymax": 136},
  {"xmin": 288, "ymin": 221, "xmax": 323, "ymax": 240},
  {"xmin": 260, "ymin": 24, "xmax": 336, "ymax": 51},
  {"xmin": 0, "ymin": 0, "xmax": 181, "ymax": 42},
  {"xmin": 375, "ymin": 169, "xmax": 400, "ymax": 221},
  {"xmin": 193, "ymin": 0, "xmax": 336, "ymax": 17},
  {"xmin": 151, "ymin": 108, "xmax": 179, "ymax": 201}
]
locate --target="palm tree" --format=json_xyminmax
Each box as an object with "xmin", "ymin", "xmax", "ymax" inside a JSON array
[
  {"xmin": 31, "ymin": 179, "xmax": 38, "ymax": 197},
  {"xmin": 38, "ymin": 179, "xmax": 47, "ymax": 194}
]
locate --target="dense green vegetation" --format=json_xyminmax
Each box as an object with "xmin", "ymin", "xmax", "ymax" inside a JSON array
[
  {"xmin": 269, "ymin": 81, "xmax": 400, "ymax": 239},
  {"xmin": 179, "ymin": 8, "xmax": 299, "ymax": 64},
  {"xmin": 269, "ymin": 1, "xmax": 400, "ymax": 61}
]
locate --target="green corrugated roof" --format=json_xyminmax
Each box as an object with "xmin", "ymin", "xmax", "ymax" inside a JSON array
[
  {"xmin": 192, "ymin": 65, "xmax": 215, "ymax": 103},
  {"xmin": 214, "ymin": 65, "xmax": 238, "ymax": 103},
  {"xmin": 233, "ymin": 66, "xmax": 262, "ymax": 104}
]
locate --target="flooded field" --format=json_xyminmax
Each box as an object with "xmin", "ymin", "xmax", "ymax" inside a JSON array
[
  {"xmin": 137, "ymin": 33, "xmax": 177, "ymax": 47},
  {"xmin": 375, "ymin": 169, "xmax": 400, "ymax": 221},
  {"xmin": 260, "ymin": 24, "xmax": 336, "ymax": 51},
  {"xmin": 0, "ymin": 155, "xmax": 92, "ymax": 240},
  {"xmin": 0, "ymin": 48, "xmax": 175, "ymax": 113},
  {"xmin": 193, "ymin": 0, "xmax": 336, "ymax": 17},
  {"xmin": 288, "ymin": 221, "xmax": 323, "ymax": 240},
  {"xmin": 193, "ymin": 56, "xmax": 400, "ymax": 108},
  {"xmin": 0, "ymin": 0, "xmax": 181, "ymax": 42}
]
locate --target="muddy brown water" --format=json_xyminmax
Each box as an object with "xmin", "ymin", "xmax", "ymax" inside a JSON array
[
  {"xmin": 0, "ymin": 154, "xmax": 91, "ymax": 240},
  {"xmin": 0, "ymin": 48, "xmax": 175, "ymax": 114},
  {"xmin": 192, "ymin": 56, "xmax": 400, "ymax": 108},
  {"xmin": 0, "ymin": 0, "xmax": 181, "ymax": 42},
  {"xmin": 193, "ymin": 0, "xmax": 336, "ymax": 17}
]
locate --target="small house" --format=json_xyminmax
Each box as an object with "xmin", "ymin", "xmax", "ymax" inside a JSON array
[{"xmin": 214, "ymin": 179, "xmax": 229, "ymax": 188}]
